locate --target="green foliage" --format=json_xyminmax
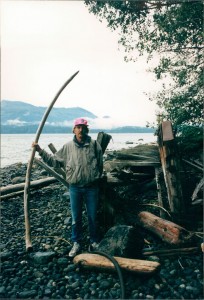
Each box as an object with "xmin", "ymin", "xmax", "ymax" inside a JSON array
[
  {"xmin": 85, "ymin": 0, "xmax": 204, "ymax": 129},
  {"xmin": 175, "ymin": 125, "xmax": 203, "ymax": 155}
]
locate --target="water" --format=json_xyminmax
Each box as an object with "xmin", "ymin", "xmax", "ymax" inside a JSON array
[{"xmin": 1, "ymin": 133, "xmax": 157, "ymax": 168}]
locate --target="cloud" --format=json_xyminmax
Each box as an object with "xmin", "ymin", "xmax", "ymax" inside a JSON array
[{"xmin": 7, "ymin": 119, "xmax": 26, "ymax": 125}]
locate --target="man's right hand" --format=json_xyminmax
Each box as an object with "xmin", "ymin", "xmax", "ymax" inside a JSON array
[{"xmin": 32, "ymin": 142, "xmax": 42, "ymax": 153}]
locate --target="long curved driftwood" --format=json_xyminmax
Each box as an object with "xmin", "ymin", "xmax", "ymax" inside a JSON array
[{"xmin": 24, "ymin": 71, "xmax": 79, "ymax": 250}]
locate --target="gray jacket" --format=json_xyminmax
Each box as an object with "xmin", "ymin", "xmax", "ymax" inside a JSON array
[{"xmin": 39, "ymin": 136, "xmax": 103, "ymax": 186}]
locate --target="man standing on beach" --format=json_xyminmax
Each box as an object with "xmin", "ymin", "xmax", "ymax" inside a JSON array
[{"xmin": 32, "ymin": 118, "xmax": 103, "ymax": 257}]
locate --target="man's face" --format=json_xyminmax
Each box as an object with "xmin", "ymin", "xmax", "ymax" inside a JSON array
[{"xmin": 74, "ymin": 125, "xmax": 87, "ymax": 142}]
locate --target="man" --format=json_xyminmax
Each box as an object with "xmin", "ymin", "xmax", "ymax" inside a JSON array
[{"xmin": 32, "ymin": 118, "xmax": 103, "ymax": 257}]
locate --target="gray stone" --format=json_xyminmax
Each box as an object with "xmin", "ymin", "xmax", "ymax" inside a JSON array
[
  {"xmin": 33, "ymin": 251, "xmax": 55, "ymax": 264},
  {"xmin": 147, "ymin": 255, "xmax": 160, "ymax": 262},
  {"xmin": 0, "ymin": 244, "xmax": 6, "ymax": 250},
  {"xmin": 99, "ymin": 280, "xmax": 111, "ymax": 290},
  {"xmin": 0, "ymin": 286, "xmax": 6, "ymax": 295},
  {"xmin": 11, "ymin": 176, "xmax": 25, "ymax": 184},
  {"xmin": 71, "ymin": 281, "xmax": 80, "ymax": 289},
  {"xmin": 57, "ymin": 257, "xmax": 69, "ymax": 266},
  {"xmin": 34, "ymin": 271, "xmax": 44, "ymax": 278},
  {"xmin": 62, "ymin": 192, "xmax": 70, "ymax": 200},
  {"xmin": 44, "ymin": 288, "xmax": 52, "ymax": 296},
  {"xmin": 18, "ymin": 290, "xmax": 37, "ymax": 298},
  {"xmin": 64, "ymin": 217, "xmax": 72, "ymax": 225},
  {"xmin": 0, "ymin": 251, "xmax": 13, "ymax": 261},
  {"xmin": 65, "ymin": 264, "xmax": 76, "ymax": 272}
]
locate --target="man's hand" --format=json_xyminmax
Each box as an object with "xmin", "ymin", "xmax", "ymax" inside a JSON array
[{"xmin": 32, "ymin": 142, "xmax": 42, "ymax": 153}]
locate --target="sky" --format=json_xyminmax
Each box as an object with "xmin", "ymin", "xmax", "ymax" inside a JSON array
[{"xmin": 1, "ymin": 0, "xmax": 162, "ymax": 129}]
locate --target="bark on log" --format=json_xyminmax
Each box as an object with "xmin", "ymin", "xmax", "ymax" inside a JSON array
[
  {"xmin": 73, "ymin": 253, "xmax": 160, "ymax": 274},
  {"xmin": 1, "ymin": 177, "xmax": 57, "ymax": 196},
  {"xmin": 137, "ymin": 211, "xmax": 194, "ymax": 245}
]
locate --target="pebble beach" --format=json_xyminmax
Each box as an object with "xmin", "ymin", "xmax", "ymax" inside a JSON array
[{"xmin": 1, "ymin": 162, "xmax": 203, "ymax": 299}]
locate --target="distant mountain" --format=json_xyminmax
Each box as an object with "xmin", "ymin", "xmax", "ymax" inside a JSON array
[
  {"xmin": 1, "ymin": 100, "xmax": 155, "ymax": 134},
  {"xmin": 1, "ymin": 100, "xmax": 97, "ymax": 125}
]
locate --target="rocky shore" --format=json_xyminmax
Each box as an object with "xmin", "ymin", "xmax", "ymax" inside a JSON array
[{"xmin": 1, "ymin": 159, "xmax": 203, "ymax": 299}]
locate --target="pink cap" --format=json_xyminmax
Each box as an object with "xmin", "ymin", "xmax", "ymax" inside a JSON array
[{"xmin": 74, "ymin": 118, "xmax": 88, "ymax": 126}]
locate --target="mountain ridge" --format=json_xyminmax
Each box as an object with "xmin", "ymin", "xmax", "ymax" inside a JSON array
[
  {"xmin": 1, "ymin": 100, "xmax": 97, "ymax": 125},
  {"xmin": 1, "ymin": 100, "xmax": 155, "ymax": 133}
]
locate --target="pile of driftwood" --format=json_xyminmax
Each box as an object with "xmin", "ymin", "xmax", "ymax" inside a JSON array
[{"xmin": 1, "ymin": 123, "xmax": 203, "ymax": 274}]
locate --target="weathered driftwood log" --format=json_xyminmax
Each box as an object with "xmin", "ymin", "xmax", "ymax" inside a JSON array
[
  {"xmin": 158, "ymin": 121, "xmax": 185, "ymax": 219},
  {"xmin": 1, "ymin": 177, "xmax": 57, "ymax": 196},
  {"xmin": 137, "ymin": 211, "xmax": 194, "ymax": 245},
  {"xmin": 182, "ymin": 158, "xmax": 203, "ymax": 172},
  {"xmin": 104, "ymin": 160, "xmax": 160, "ymax": 174},
  {"xmin": 1, "ymin": 190, "xmax": 25, "ymax": 200},
  {"xmin": 143, "ymin": 246, "xmax": 200, "ymax": 257},
  {"xmin": 73, "ymin": 253, "xmax": 160, "ymax": 274}
]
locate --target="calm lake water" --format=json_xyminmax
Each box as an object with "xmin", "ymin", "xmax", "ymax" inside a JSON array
[{"xmin": 1, "ymin": 133, "xmax": 157, "ymax": 168}]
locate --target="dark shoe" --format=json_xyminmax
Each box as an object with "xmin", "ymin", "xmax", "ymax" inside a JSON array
[{"xmin": 69, "ymin": 242, "xmax": 81, "ymax": 257}]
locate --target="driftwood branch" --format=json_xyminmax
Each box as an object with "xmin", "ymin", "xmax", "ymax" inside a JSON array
[
  {"xmin": 143, "ymin": 247, "xmax": 200, "ymax": 257},
  {"xmin": 115, "ymin": 153, "xmax": 154, "ymax": 160},
  {"xmin": 1, "ymin": 177, "xmax": 57, "ymax": 197},
  {"xmin": 1, "ymin": 190, "xmax": 25, "ymax": 200},
  {"xmin": 24, "ymin": 71, "xmax": 79, "ymax": 250},
  {"xmin": 192, "ymin": 177, "xmax": 204, "ymax": 201},
  {"xmin": 34, "ymin": 158, "xmax": 69, "ymax": 188}
]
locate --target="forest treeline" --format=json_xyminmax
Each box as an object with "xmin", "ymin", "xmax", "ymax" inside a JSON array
[
  {"xmin": 1, "ymin": 125, "xmax": 154, "ymax": 134},
  {"xmin": 85, "ymin": 0, "xmax": 203, "ymax": 150}
]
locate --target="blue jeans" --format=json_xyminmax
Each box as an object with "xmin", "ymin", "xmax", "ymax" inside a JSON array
[{"xmin": 69, "ymin": 185, "xmax": 99, "ymax": 243}]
